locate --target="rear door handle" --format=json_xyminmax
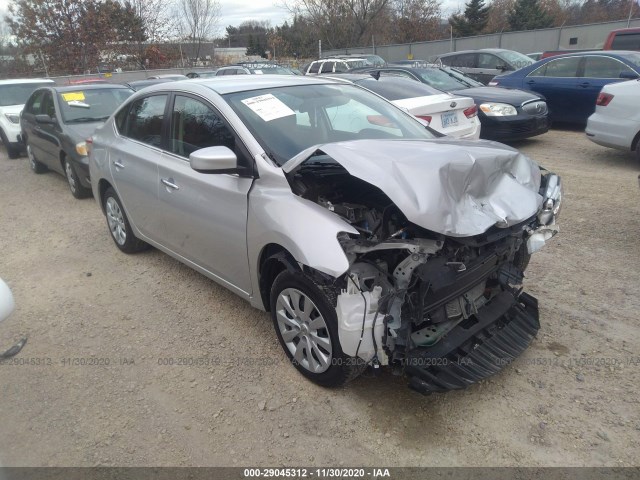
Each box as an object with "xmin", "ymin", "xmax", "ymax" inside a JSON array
[
  {"xmin": 161, "ymin": 178, "xmax": 179, "ymax": 190},
  {"xmin": 113, "ymin": 161, "xmax": 125, "ymax": 169},
  {"xmin": 579, "ymin": 82, "xmax": 590, "ymax": 88}
]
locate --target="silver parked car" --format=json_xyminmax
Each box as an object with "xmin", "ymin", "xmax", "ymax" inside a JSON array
[{"xmin": 89, "ymin": 76, "xmax": 562, "ymax": 393}]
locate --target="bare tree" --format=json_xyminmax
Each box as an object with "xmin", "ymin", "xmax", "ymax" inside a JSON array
[{"xmin": 178, "ymin": 0, "xmax": 221, "ymax": 64}]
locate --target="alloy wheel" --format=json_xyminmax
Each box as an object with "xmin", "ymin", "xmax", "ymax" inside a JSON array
[
  {"xmin": 105, "ymin": 197, "xmax": 126, "ymax": 246},
  {"xmin": 275, "ymin": 288, "xmax": 332, "ymax": 373}
]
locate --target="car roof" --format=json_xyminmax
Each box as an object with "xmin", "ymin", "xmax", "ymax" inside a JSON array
[
  {"xmin": 138, "ymin": 75, "xmax": 341, "ymax": 95},
  {"xmin": 51, "ymin": 84, "xmax": 134, "ymax": 92},
  {"xmin": 438, "ymin": 48, "xmax": 512, "ymax": 56},
  {"xmin": 541, "ymin": 50, "xmax": 639, "ymax": 59},
  {"xmin": 0, "ymin": 78, "xmax": 55, "ymax": 85}
]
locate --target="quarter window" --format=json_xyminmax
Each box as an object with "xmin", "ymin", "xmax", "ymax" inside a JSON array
[
  {"xmin": 529, "ymin": 57, "xmax": 581, "ymax": 77},
  {"xmin": 119, "ymin": 94, "xmax": 168, "ymax": 148},
  {"xmin": 583, "ymin": 56, "xmax": 634, "ymax": 78},
  {"xmin": 169, "ymin": 95, "xmax": 235, "ymax": 158}
]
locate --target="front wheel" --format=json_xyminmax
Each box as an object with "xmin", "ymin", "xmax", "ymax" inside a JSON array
[
  {"xmin": 0, "ymin": 130, "xmax": 20, "ymax": 159},
  {"xmin": 270, "ymin": 270, "xmax": 365, "ymax": 387},
  {"xmin": 102, "ymin": 187, "xmax": 149, "ymax": 253},
  {"xmin": 63, "ymin": 157, "xmax": 91, "ymax": 199}
]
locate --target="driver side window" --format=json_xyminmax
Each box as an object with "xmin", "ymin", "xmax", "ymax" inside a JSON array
[{"xmin": 119, "ymin": 94, "xmax": 168, "ymax": 148}]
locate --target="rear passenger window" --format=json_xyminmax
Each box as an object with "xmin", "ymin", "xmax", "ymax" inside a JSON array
[
  {"xmin": 308, "ymin": 62, "xmax": 321, "ymax": 74},
  {"xmin": 529, "ymin": 57, "xmax": 581, "ymax": 77},
  {"xmin": 169, "ymin": 95, "xmax": 235, "ymax": 158},
  {"xmin": 119, "ymin": 95, "xmax": 167, "ymax": 147},
  {"xmin": 583, "ymin": 56, "xmax": 633, "ymax": 78},
  {"xmin": 442, "ymin": 53, "xmax": 476, "ymax": 68}
]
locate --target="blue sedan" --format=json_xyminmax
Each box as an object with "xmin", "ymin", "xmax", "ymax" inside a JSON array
[{"xmin": 489, "ymin": 51, "xmax": 640, "ymax": 123}]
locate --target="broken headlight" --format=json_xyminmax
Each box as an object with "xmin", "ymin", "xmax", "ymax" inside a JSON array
[{"xmin": 538, "ymin": 173, "xmax": 562, "ymax": 226}]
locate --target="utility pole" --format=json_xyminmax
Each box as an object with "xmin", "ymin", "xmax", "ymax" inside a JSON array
[{"xmin": 318, "ymin": 39, "xmax": 322, "ymax": 59}]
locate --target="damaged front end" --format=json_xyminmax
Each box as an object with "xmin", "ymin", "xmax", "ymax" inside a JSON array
[{"xmin": 285, "ymin": 139, "xmax": 562, "ymax": 393}]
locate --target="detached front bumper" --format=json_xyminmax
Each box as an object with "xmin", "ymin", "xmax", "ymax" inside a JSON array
[{"xmin": 405, "ymin": 290, "xmax": 539, "ymax": 394}]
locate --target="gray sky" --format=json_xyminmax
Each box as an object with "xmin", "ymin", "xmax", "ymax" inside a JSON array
[{"xmin": 0, "ymin": 0, "xmax": 462, "ymax": 33}]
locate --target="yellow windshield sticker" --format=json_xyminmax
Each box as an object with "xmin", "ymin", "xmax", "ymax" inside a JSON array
[{"xmin": 62, "ymin": 92, "xmax": 85, "ymax": 102}]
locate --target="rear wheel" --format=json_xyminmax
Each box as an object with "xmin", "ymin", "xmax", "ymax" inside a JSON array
[
  {"xmin": 27, "ymin": 144, "xmax": 47, "ymax": 174},
  {"xmin": 270, "ymin": 270, "xmax": 365, "ymax": 387},
  {"xmin": 102, "ymin": 187, "xmax": 149, "ymax": 253},
  {"xmin": 635, "ymin": 138, "xmax": 640, "ymax": 163},
  {"xmin": 63, "ymin": 157, "xmax": 91, "ymax": 199}
]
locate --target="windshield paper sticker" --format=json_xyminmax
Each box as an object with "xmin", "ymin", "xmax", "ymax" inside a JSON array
[
  {"xmin": 62, "ymin": 92, "xmax": 85, "ymax": 102},
  {"xmin": 241, "ymin": 94, "xmax": 294, "ymax": 122}
]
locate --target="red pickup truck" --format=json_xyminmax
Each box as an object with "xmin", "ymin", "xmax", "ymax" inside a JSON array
[{"xmin": 603, "ymin": 28, "xmax": 640, "ymax": 50}]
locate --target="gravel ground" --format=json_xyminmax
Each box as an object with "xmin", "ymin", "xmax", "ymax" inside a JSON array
[{"xmin": 0, "ymin": 128, "xmax": 639, "ymax": 467}]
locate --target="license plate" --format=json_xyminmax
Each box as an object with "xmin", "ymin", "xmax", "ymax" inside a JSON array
[{"xmin": 441, "ymin": 111, "xmax": 459, "ymax": 128}]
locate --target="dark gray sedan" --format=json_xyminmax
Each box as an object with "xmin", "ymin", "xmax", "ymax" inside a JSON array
[{"xmin": 20, "ymin": 84, "xmax": 133, "ymax": 198}]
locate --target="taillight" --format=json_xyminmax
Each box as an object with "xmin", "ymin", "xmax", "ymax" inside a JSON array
[
  {"xmin": 416, "ymin": 115, "xmax": 432, "ymax": 123},
  {"xmin": 596, "ymin": 93, "xmax": 614, "ymax": 106},
  {"xmin": 463, "ymin": 105, "xmax": 478, "ymax": 118}
]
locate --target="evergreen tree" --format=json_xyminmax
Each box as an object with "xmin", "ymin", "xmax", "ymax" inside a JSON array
[
  {"xmin": 449, "ymin": 0, "xmax": 490, "ymax": 37},
  {"xmin": 508, "ymin": 0, "xmax": 554, "ymax": 31}
]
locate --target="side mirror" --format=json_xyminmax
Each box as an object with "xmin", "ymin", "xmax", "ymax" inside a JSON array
[
  {"xmin": 35, "ymin": 114, "xmax": 55, "ymax": 125},
  {"xmin": 190, "ymin": 146, "xmax": 238, "ymax": 174},
  {"xmin": 619, "ymin": 71, "xmax": 639, "ymax": 79}
]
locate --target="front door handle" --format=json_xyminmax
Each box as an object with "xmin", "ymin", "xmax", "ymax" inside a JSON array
[
  {"xmin": 526, "ymin": 80, "xmax": 535, "ymax": 85},
  {"xmin": 579, "ymin": 82, "xmax": 590, "ymax": 88},
  {"xmin": 113, "ymin": 161, "xmax": 125, "ymax": 169},
  {"xmin": 161, "ymin": 178, "xmax": 179, "ymax": 190}
]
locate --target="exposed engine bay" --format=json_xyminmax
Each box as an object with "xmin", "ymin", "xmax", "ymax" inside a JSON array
[{"xmin": 286, "ymin": 149, "xmax": 562, "ymax": 392}]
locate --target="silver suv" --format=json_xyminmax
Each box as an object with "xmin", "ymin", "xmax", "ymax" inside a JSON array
[{"xmin": 89, "ymin": 76, "xmax": 561, "ymax": 393}]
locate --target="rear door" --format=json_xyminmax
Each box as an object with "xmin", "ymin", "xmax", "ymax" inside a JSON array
[
  {"xmin": 109, "ymin": 93, "xmax": 168, "ymax": 240},
  {"xmin": 524, "ymin": 56, "xmax": 582, "ymax": 122},
  {"xmin": 576, "ymin": 55, "xmax": 635, "ymax": 121},
  {"xmin": 440, "ymin": 53, "xmax": 482, "ymax": 83},
  {"xmin": 157, "ymin": 93, "xmax": 253, "ymax": 293}
]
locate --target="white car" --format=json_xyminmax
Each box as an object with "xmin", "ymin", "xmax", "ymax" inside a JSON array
[
  {"xmin": 585, "ymin": 79, "xmax": 640, "ymax": 161},
  {"xmin": 326, "ymin": 74, "xmax": 480, "ymax": 139},
  {"xmin": 0, "ymin": 278, "xmax": 15, "ymax": 324},
  {"xmin": 0, "ymin": 78, "xmax": 55, "ymax": 158}
]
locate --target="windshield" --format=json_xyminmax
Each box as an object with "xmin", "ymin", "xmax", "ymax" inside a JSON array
[
  {"xmin": 417, "ymin": 67, "xmax": 481, "ymax": 90},
  {"xmin": 58, "ymin": 88, "xmax": 134, "ymax": 123},
  {"xmin": 0, "ymin": 83, "xmax": 53, "ymax": 107},
  {"xmin": 224, "ymin": 83, "xmax": 435, "ymax": 166},
  {"xmin": 248, "ymin": 67, "xmax": 294, "ymax": 75},
  {"xmin": 498, "ymin": 51, "xmax": 535, "ymax": 69}
]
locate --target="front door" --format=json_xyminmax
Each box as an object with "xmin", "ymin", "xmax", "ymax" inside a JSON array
[{"xmin": 157, "ymin": 94, "xmax": 253, "ymax": 294}]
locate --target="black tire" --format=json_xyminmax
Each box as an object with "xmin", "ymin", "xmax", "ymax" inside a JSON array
[
  {"xmin": 514, "ymin": 242, "xmax": 531, "ymax": 273},
  {"xmin": 1, "ymin": 130, "xmax": 20, "ymax": 159},
  {"xmin": 636, "ymin": 139, "xmax": 640, "ymax": 163},
  {"xmin": 270, "ymin": 270, "xmax": 366, "ymax": 387},
  {"xmin": 101, "ymin": 187, "xmax": 149, "ymax": 254},
  {"xmin": 63, "ymin": 157, "xmax": 91, "ymax": 199},
  {"xmin": 26, "ymin": 143, "xmax": 47, "ymax": 173}
]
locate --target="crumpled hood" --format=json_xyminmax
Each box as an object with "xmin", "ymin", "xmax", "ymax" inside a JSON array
[{"xmin": 284, "ymin": 138, "xmax": 542, "ymax": 237}]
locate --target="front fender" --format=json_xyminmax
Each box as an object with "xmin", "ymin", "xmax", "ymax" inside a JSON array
[{"xmin": 247, "ymin": 179, "xmax": 357, "ymax": 309}]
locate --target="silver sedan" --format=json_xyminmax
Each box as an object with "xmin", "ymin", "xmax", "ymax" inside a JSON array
[{"xmin": 89, "ymin": 76, "xmax": 562, "ymax": 393}]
